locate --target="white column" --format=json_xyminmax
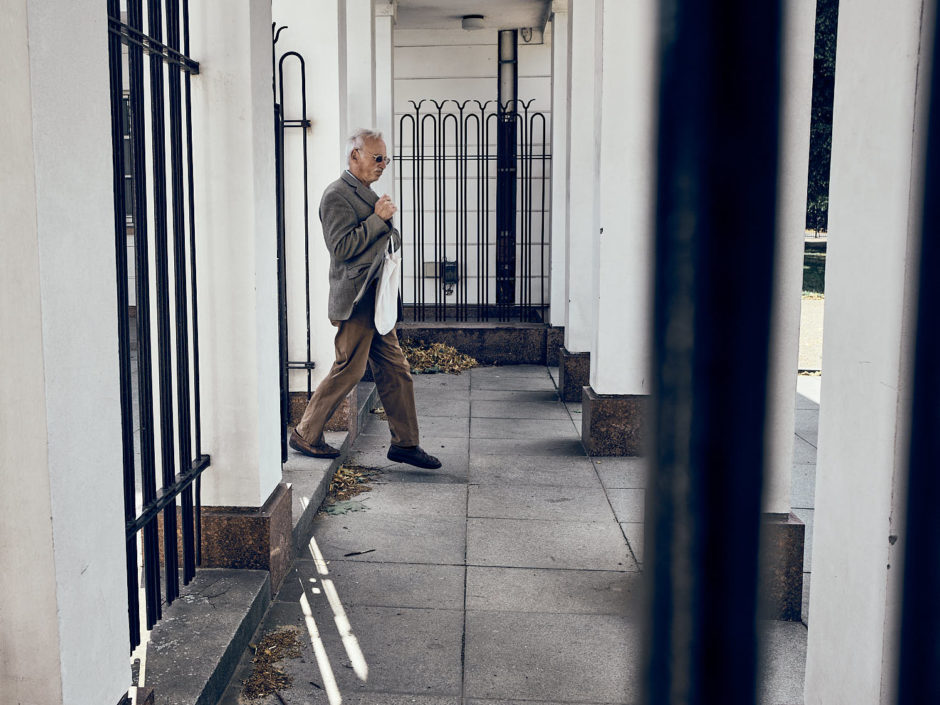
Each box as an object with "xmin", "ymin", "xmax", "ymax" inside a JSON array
[
  {"xmin": 346, "ymin": 0, "xmax": 377, "ymax": 133},
  {"xmin": 190, "ymin": 0, "xmax": 282, "ymax": 507},
  {"xmin": 804, "ymin": 1, "xmax": 931, "ymax": 702},
  {"xmin": 374, "ymin": 0, "xmax": 396, "ymax": 201},
  {"xmin": 762, "ymin": 0, "xmax": 816, "ymax": 514},
  {"xmin": 564, "ymin": 0, "xmax": 602, "ymax": 354},
  {"xmin": 591, "ymin": 0, "xmax": 655, "ymax": 394},
  {"xmin": 0, "ymin": 1, "xmax": 129, "ymax": 703},
  {"xmin": 549, "ymin": 2, "xmax": 570, "ymax": 327},
  {"xmin": 273, "ymin": 0, "xmax": 349, "ymax": 391}
]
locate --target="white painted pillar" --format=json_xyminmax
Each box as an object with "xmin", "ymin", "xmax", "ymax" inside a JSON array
[
  {"xmin": 804, "ymin": 1, "xmax": 931, "ymax": 702},
  {"xmin": 0, "ymin": 1, "xmax": 130, "ymax": 703},
  {"xmin": 549, "ymin": 2, "xmax": 570, "ymax": 327},
  {"xmin": 374, "ymin": 0, "xmax": 397, "ymax": 201},
  {"xmin": 190, "ymin": 0, "xmax": 283, "ymax": 507},
  {"xmin": 591, "ymin": 0, "xmax": 655, "ymax": 395},
  {"xmin": 346, "ymin": 0, "xmax": 377, "ymax": 134},
  {"xmin": 762, "ymin": 0, "xmax": 816, "ymax": 514},
  {"xmin": 273, "ymin": 0, "xmax": 350, "ymax": 391},
  {"xmin": 563, "ymin": 0, "xmax": 602, "ymax": 354}
]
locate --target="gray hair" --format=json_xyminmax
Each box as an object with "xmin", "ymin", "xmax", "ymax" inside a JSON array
[{"xmin": 345, "ymin": 128, "xmax": 383, "ymax": 165}]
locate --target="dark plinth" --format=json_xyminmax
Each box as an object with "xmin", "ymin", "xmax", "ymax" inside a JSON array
[
  {"xmin": 558, "ymin": 348, "xmax": 590, "ymax": 402},
  {"xmin": 581, "ymin": 387, "xmax": 647, "ymax": 456},
  {"xmin": 397, "ymin": 322, "xmax": 550, "ymax": 365},
  {"xmin": 546, "ymin": 326, "xmax": 565, "ymax": 366},
  {"xmin": 289, "ymin": 386, "xmax": 357, "ymax": 435},
  {"xmin": 201, "ymin": 482, "xmax": 293, "ymax": 591},
  {"xmin": 760, "ymin": 512, "xmax": 805, "ymax": 621}
]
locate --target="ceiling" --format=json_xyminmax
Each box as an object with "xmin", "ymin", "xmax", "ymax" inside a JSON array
[{"xmin": 394, "ymin": 0, "xmax": 552, "ymax": 31}]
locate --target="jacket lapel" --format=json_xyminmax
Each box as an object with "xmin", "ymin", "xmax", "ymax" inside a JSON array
[{"xmin": 341, "ymin": 171, "xmax": 377, "ymax": 209}]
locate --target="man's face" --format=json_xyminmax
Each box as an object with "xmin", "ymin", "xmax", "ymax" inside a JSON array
[{"xmin": 349, "ymin": 137, "xmax": 388, "ymax": 186}]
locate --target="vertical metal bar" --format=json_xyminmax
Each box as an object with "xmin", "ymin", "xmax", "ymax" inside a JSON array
[
  {"xmin": 274, "ymin": 99, "xmax": 289, "ymax": 464},
  {"xmin": 535, "ymin": 112, "xmax": 549, "ymax": 320},
  {"xmin": 496, "ymin": 30, "xmax": 519, "ymax": 314},
  {"xmin": 897, "ymin": 3, "xmax": 940, "ymax": 700},
  {"xmin": 643, "ymin": 0, "xmax": 782, "ymax": 702},
  {"xmin": 147, "ymin": 0, "xmax": 181, "ymax": 604},
  {"xmin": 166, "ymin": 0, "xmax": 196, "ymax": 584},
  {"xmin": 108, "ymin": 0, "xmax": 142, "ymax": 652},
  {"xmin": 126, "ymin": 0, "xmax": 163, "ymax": 629}
]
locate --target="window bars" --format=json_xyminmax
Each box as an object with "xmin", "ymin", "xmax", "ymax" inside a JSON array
[{"xmin": 107, "ymin": 0, "xmax": 209, "ymax": 653}]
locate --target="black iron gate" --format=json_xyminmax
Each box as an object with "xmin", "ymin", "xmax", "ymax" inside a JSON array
[
  {"xmin": 107, "ymin": 0, "xmax": 209, "ymax": 653},
  {"xmin": 273, "ymin": 27, "xmax": 315, "ymax": 461},
  {"xmin": 397, "ymin": 98, "xmax": 550, "ymax": 323}
]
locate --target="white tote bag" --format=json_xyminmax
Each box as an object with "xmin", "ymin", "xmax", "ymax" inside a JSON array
[{"xmin": 374, "ymin": 239, "xmax": 401, "ymax": 335}]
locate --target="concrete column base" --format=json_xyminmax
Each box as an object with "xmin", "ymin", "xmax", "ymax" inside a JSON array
[
  {"xmin": 760, "ymin": 512, "xmax": 805, "ymax": 621},
  {"xmin": 289, "ymin": 386, "xmax": 358, "ymax": 436},
  {"xmin": 558, "ymin": 348, "xmax": 590, "ymax": 402},
  {"xmin": 201, "ymin": 483, "xmax": 293, "ymax": 591},
  {"xmin": 581, "ymin": 387, "xmax": 647, "ymax": 456},
  {"xmin": 546, "ymin": 326, "xmax": 565, "ymax": 366}
]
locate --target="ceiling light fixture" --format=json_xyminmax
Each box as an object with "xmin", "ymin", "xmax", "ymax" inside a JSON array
[{"xmin": 461, "ymin": 14, "xmax": 485, "ymax": 30}]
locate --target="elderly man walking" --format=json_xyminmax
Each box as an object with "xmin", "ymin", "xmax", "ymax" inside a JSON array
[{"xmin": 289, "ymin": 128, "xmax": 441, "ymax": 470}]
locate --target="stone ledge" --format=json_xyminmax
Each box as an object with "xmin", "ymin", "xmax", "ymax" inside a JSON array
[
  {"xmin": 398, "ymin": 322, "xmax": 552, "ymax": 365},
  {"xmin": 760, "ymin": 512, "xmax": 805, "ymax": 621},
  {"xmin": 581, "ymin": 387, "xmax": 647, "ymax": 456},
  {"xmin": 558, "ymin": 348, "xmax": 590, "ymax": 402},
  {"xmin": 145, "ymin": 569, "xmax": 270, "ymax": 705}
]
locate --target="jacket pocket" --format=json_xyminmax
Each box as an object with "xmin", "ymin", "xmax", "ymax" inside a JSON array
[{"xmin": 346, "ymin": 262, "xmax": 371, "ymax": 279}]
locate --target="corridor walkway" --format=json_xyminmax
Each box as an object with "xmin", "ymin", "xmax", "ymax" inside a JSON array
[{"xmin": 220, "ymin": 365, "xmax": 806, "ymax": 704}]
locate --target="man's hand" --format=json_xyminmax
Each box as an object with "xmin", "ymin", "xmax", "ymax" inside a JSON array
[{"xmin": 375, "ymin": 194, "xmax": 397, "ymax": 221}]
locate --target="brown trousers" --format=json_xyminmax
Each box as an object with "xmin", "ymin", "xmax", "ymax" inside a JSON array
[{"xmin": 295, "ymin": 284, "xmax": 419, "ymax": 447}]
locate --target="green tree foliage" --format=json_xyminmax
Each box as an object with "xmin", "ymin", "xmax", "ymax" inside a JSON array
[{"xmin": 806, "ymin": 0, "xmax": 839, "ymax": 233}]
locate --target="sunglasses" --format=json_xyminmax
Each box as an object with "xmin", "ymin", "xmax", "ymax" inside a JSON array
[{"xmin": 357, "ymin": 148, "xmax": 393, "ymax": 164}]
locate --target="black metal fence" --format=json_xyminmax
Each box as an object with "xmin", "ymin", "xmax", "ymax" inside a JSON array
[
  {"xmin": 273, "ymin": 27, "xmax": 315, "ymax": 462},
  {"xmin": 107, "ymin": 0, "xmax": 209, "ymax": 653},
  {"xmin": 396, "ymin": 99, "xmax": 550, "ymax": 322}
]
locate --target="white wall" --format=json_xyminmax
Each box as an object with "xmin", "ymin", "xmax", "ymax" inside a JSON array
[
  {"xmin": 190, "ymin": 0, "xmax": 283, "ymax": 507},
  {"xmin": 273, "ymin": 0, "xmax": 349, "ymax": 392},
  {"xmin": 1, "ymin": 1, "xmax": 131, "ymax": 702},
  {"xmin": 549, "ymin": 5, "xmax": 570, "ymax": 326},
  {"xmin": 804, "ymin": 0, "xmax": 931, "ymax": 701}
]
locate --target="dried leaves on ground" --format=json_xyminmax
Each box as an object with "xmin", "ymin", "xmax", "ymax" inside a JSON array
[
  {"xmin": 401, "ymin": 340, "xmax": 477, "ymax": 374},
  {"xmin": 370, "ymin": 406, "xmax": 388, "ymax": 420},
  {"xmin": 241, "ymin": 627, "xmax": 303, "ymax": 700},
  {"xmin": 328, "ymin": 464, "xmax": 382, "ymax": 502}
]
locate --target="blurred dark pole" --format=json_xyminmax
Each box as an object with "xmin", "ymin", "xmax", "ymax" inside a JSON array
[
  {"xmin": 644, "ymin": 0, "xmax": 782, "ymax": 702},
  {"xmin": 896, "ymin": 4, "xmax": 940, "ymax": 702}
]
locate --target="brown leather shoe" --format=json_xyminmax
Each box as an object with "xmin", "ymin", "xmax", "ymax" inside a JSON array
[{"xmin": 289, "ymin": 430, "xmax": 340, "ymax": 459}]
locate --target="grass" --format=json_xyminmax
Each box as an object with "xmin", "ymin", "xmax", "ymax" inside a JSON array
[{"xmin": 803, "ymin": 251, "xmax": 826, "ymax": 296}]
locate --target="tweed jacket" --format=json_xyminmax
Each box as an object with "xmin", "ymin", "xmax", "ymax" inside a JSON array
[{"xmin": 320, "ymin": 171, "xmax": 401, "ymax": 321}]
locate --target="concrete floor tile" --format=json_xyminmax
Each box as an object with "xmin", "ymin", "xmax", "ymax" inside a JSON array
[
  {"xmin": 464, "ymin": 610, "xmax": 639, "ymax": 703},
  {"xmin": 309, "ymin": 513, "xmax": 466, "ymax": 565},
  {"xmin": 466, "ymin": 566, "xmax": 640, "ymax": 617},
  {"xmin": 790, "ymin": 463, "xmax": 816, "ymax": 509},
  {"xmin": 471, "ymin": 400, "xmax": 571, "ymax": 420},
  {"xmin": 361, "ymin": 414, "xmax": 470, "ymax": 439},
  {"xmin": 469, "ymin": 485, "xmax": 615, "ymax": 522},
  {"xmin": 469, "ymin": 454, "xmax": 601, "ymax": 488},
  {"xmin": 352, "ymin": 483, "xmax": 467, "ymax": 518},
  {"xmin": 795, "ymin": 375, "xmax": 821, "ymax": 406},
  {"xmin": 467, "ymin": 518, "xmax": 634, "ymax": 571},
  {"xmin": 412, "ymin": 373, "xmax": 471, "ymax": 390},
  {"xmin": 471, "ymin": 417, "xmax": 580, "ymax": 440},
  {"xmin": 607, "ymin": 489, "xmax": 645, "ymax": 523},
  {"xmin": 758, "ymin": 620, "xmax": 808, "ymax": 705},
  {"xmin": 594, "ymin": 457, "xmax": 648, "ymax": 489},
  {"xmin": 355, "ymin": 433, "xmax": 469, "ymax": 455},
  {"xmin": 471, "ymin": 375, "xmax": 557, "ymax": 391},
  {"xmin": 801, "ymin": 572, "xmax": 810, "ymax": 626},
  {"xmin": 470, "ymin": 388, "xmax": 560, "ymax": 402},
  {"xmin": 621, "ymin": 523, "xmax": 644, "ymax": 564},
  {"xmin": 470, "ymin": 437, "xmax": 586, "ymax": 457},
  {"xmin": 792, "ymin": 507, "xmax": 814, "ymax": 572},
  {"xmin": 278, "ymin": 560, "xmax": 465, "ymax": 611},
  {"xmin": 793, "ymin": 435, "xmax": 817, "ymax": 462},
  {"xmin": 472, "ymin": 365, "xmax": 550, "ymax": 377},
  {"xmin": 414, "ymin": 397, "xmax": 471, "ymax": 417}
]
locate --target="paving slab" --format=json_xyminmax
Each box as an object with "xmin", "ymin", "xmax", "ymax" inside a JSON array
[
  {"xmin": 802, "ymin": 573, "xmax": 811, "ymax": 626},
  {"xmin": 466, "ymin": 566, "xmax": 640, "ymax": 617},
  {"xmin": 414, "ymin": 396, "xmax": 471, "ymax": 417},
  {"xmin": 793, "ymin": 435, "xmax": 817, "ymax": 464},
  {"xmin": 790, "ymin": 463, "xmax": 816, "ymax": 509},
  {"xmin": 469, "ymin": 454, "xmax": 601, "ymax": 488},
  {"xmin": 468, "ymin": 485, "xmax": 615, "ymax": 522},
  {"xmin": 472, "ymin": 364, "xmax": 549, "ymax": 377},
  {"xmin": 467, "ymin": 518, "xmax": 635, "ymax": 571},
  {"xmin": 310, "ymin": 513, "xmax": 466, "ymax": 565},
  {"xmin": 470, "ymin": 437, "xmax": 586, "ymax": 457},
  {"xmin": 355, "ymin": 483, "xmax": 467, "ymax": 518},
  {"xmin": 361, "ymin": 414, "xmax": 471, "ymax": 439},
  {"xmin": 412, "ymin": 373, "xmax": 471, "ymax": 390},
  {"xmin": 621, "ymin": 522, "xmax": 644, "ymax": 564},
  {"xmin": 470, "ymin": 388, "xmax": 560, "ymax": 402},
  {"xmin": 354, "ymin": 432, "xmax": 470, "ymax": 456},
  {"xmin": 758, "ymin": 620, "xmax": 808, "ymax": 705},
  {"xmin": 471, "ymin": 400, "xmax": 571, "ymax": 420},
  {"xmin": 278, "ymin": 560, "xmax": 466, "ymax": 611},
  {"xmin": 471, "ymin": 417, "xmax": 580, "ymax": 440},
  {"xmin": 606, "ymin": 489, "xmax": 645, "ymax": 523},
  {"xmin": 594, "ymin": 457, "xmax": 648, "ymax": 489},
  {"xmin": 464, "ymin": 610, "xmax": 639, "ymax": 703},
  {"xmin": 471, "ymin": 375, "xmax": 557, "ymax": 391},
  {"xmin": 795, "ymin": 375, "xmax": 821, "ymax": 406}
]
